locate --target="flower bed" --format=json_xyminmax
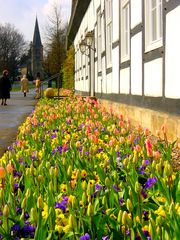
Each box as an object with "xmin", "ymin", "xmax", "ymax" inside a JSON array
[
  {"xmin": 52, "ymin": 88, "xmax": 73, "ymax": 98},
  {"xmin": 0, "ymin": 96, "xmax": 179, "ymax": 239}
]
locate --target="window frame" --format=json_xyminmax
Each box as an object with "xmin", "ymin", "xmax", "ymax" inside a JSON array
[
  {"xmin": 97, "ymin": 8, "xmax": 102, "ymax": 71},
  {"xmin": 105, "ymin": 0, "xmax": 112, "ymax": 67},
  {"xmin": 145, "ymin": 0, "xmax": 163, "ymax": 52},
  {"xmin": 121, "ymin": 0, "xmax": 130, "ymax": 62}
]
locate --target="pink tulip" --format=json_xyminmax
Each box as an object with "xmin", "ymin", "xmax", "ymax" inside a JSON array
[{"xmin": 145, "ymin": 139, "xmax": 153, "ymax": 157}]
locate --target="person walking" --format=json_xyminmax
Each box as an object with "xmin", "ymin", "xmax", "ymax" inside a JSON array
[
  {"xmin": 35, "ymin": 73, "xmax": 41, "ymax": 99},
  {"xmin": 0, "ymin": 70, "xmax": 11, "ymax": 106},
  {"xmin": 21, "ymin": 75, "xmax": 29, "ymax": 97}
]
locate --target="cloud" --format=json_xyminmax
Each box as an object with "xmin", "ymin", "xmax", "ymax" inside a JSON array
[
  {"xmin": 42, "ymin": 0, "xmax": 71, "ymax": 24},
  {"xmin": 0, "ymin": 0, "xmax": 71, "ymax": 42}
]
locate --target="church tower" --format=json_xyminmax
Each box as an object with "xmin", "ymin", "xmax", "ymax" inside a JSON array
[{"xmin": 31, "ymin": 17, "xmax": 43, "ymax": 79}]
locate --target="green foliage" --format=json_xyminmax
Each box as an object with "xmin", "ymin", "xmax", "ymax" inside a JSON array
[
  {"xmin": 61, "ymin": 45, "xmax": 75, "ymax": 90},
  {"xmin": 0, "ymin": 97, "xmax": 180, "ymax": 239}
]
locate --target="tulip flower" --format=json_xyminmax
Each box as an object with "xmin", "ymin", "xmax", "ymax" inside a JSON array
[{"xmin": 0, "ymin": 167, "xmax": 6, "ymax": 178}]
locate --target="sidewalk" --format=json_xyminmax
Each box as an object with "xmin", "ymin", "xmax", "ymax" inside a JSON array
[{"xmin": 0, "ymin": 89, "xmax": 38, "ymax": 157}]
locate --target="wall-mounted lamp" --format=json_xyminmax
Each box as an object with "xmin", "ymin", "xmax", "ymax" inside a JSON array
[
  {"xmin": 79, "ymin": 40, "xmax": 87, "ymax": 54},
  {"xmin": 79, "ymin": 30, "xmax": 95, "ymax": 97},
  {"xmin": 79, "ymin": 31, "xmax": 95, "ymax": 54},
  {"xmin": 85, "ymin": 31, "xmax": 94, "ymax": 47}
]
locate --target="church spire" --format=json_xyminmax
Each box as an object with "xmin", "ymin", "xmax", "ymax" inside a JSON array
[
  {"xmin": 31, "ymin": 16, "xmax": 43, "ymax": 79},
  {"xmin": 33, "ymin": 17, "xmax": 42, "ymax": 46}
]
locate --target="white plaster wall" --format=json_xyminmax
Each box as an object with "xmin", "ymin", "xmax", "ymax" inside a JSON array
[
  {"xmin": 100, "ymin": 0, "xmax": 105, "ymax": 93},
  {"xmin": 106, "ymin": 73, "xmax": 112, "ymax": 93},
  {"xmin": 94, "ymin": 25, "xmax": 97, "ymax": 60},
  {"xmin": 101, "ymin": 0, "xmax": 104, "ymax": 9},
  {"xmin": 76, "ymin": 0, "xmax": 106, "ymax": 95},
  {"xmin": 131, "ymin": 0, "xmax": 142, "ymax": 29},
  {"xmin": 74, "ymin": 48, "xmax": 79, "ymax": 91},
  {"xmin": 95, "ymin": 59, "xmax": 102, "ymax": 94},
  {"xmin": 144, "ymin": 58, "xmax": 163, "ymax": 97},
  {"xmin": 77, "ymin": 16, "xmax": 85, "ymax": 41},
  {"xmin": 79, "ymin": 81, "xmax": 82, "ymax": 91},
  {"xmin": 87, "ymin": 0, "xmax": 96, "ymax": 31},
  {"xmin": 131, "ymin": 32, "xmax": 142, "ymax": 95},
  {"xmin": 165, "ymin": 6, "xmax": 180, "ymax": 99},
  {"xmin": 95, "ymin": 0, "xmax": 101, "ymax": 10},
  {"xmin": 75, "ymin": 80, "xmax": 79, "ymax": 91},
  {"xmin": 101, "ymin": 1, "xmax": 105, "ymax": 52},
  {"xmin": 97, "ymin": 76, "xmax": 102, "ymax": 93},
  {"xmin": 112, "ymin": 46, "xmax": 119, "ymax": 93},
  {"xmin": 94, "ymin": 58, "xmax": 97, "ymax": 92},
  {"xmin": 81, "ymin": 79, "xmax": 84, "ymax": 92},
  {"xmin": 112, "ymin": 0, "xmax": 119, "ymax": 42},
  {"xmin": 120, "ymin": 68, "xmax": 130, "ymax": 94},
  {"xmin": 102, "ymin": 57, "xmax": 107, "ymax": 93},
  {"xmin": 85, "ymin": 78, "xmax": 89, "ymax": 92},
  {"xmin": 74, "ymin": 34, "xmax": 81, "ymax": 59},
  {"xmin": 83, "ymin": 67, "xmax": 86, "ymax": 90}
]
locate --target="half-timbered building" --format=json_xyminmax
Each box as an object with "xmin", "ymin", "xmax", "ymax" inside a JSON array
[{"xmin": 67, "ymin": 0, "xmax": 180, "ymax": 144}]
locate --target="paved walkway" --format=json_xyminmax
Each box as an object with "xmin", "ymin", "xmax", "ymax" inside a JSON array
[{"xmin": 0, "ymin": 89, "xmax": 38, "ymax": 157}]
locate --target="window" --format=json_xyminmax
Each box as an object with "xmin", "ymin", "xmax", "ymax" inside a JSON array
[
  {"xmin": 97, "ymin": 9, "xmax": 102, "ymax": 71},
  {"xmin": 121, "ymin": 0, "xmax": 130, "ymax": 61},
  {"xmin": 105, "ymin": 0, "xmax": 112, "ymax": 66},
  {"xmin": 145, "ymin": 0, "xmax": 162, "ymax": 51}
]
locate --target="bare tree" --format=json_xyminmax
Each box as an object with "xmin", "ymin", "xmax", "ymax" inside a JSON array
[
  {"xmin": 0, "ymin": 23, "xmax": 26, "ymax": 78},
  {"xmin": 43, "ymin": 2, "xmax": 67, "ymax": 78}
]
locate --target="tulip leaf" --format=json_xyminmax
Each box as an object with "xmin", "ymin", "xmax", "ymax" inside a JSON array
[
  {"xmin": 96, "ymin": 165, "xmax": 105, "ymax": 184},
  {"xmin": 172, "ymin": 172, "xmax": 180, "ymax": 202},
  {"xmin": 109, "ymin": 189, "xmax": 115, "ymax": 208},
  {"xmin": 92, "ymin": 214, "xmax": 102, "ymax": 226},
  {"xmin": 93, "ymin": 198, "xmax": 100, "ymax": 214},
  {"xmin": 109, "ymin": 228, "xmax": 124, "ymax": 239},
  {"xmin": 62, "ymin": 231, "xmax": 78, "ymax": 239},
  {"xmin": 34, "ymin": 212, "xmax": 48, "ymax": 240},
  {"xmin": 156, "ymin": 176, "xmax": 170, "ymax": 202}
]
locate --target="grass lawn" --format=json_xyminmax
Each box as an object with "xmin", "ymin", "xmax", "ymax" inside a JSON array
[{"xmin": 11, "ymin": 81, "xmax": 35, "ymax": 92}]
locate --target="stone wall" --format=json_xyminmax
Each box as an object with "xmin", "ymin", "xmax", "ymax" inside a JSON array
[{"xmin": 100, "ymin": 99, "xmax": 180, "ymax": 148}]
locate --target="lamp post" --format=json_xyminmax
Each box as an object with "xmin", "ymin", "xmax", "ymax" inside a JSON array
[{"xmin": 79, "ymin": 31, "xmax": 95, "ymax": 96}]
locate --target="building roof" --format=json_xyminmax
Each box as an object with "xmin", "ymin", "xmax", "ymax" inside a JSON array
[
  {"xmin": 66, "ymin": 0, "xmax": 91, "ymax": 49},
  {"xmin": 33, "ymin": 17, "xmax": 43, "ymax": 47}
]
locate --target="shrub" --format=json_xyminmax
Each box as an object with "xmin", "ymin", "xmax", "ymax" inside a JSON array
[
  {"xmin": 61, "ymin": 45, "xmax": 75, "ymax": 90},
  {"xmin": 44, "ymin": 88, "xmax": 55, "ymax": 98}
]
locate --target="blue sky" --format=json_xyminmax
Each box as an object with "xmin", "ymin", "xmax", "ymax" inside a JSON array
[{"xmin": 0, "ymin": 0, "xmax": 71, "ymax": 43}]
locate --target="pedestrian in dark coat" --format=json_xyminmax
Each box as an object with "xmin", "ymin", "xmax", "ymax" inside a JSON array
[{"xmin": 0, "ymin": 70, "xmax": 11, "ymax": 105}]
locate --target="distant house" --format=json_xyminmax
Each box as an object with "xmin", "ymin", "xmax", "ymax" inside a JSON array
[{"xmin": 67, "ymin": 0, "xmax": 180, "ymax": 145}]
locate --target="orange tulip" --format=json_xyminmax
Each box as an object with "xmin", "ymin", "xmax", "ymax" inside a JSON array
[
  {"xmin": 0, "ymin": 167, "xmax": 6, "ymax": 178},
  {"xmin": 135, "ymin": 144, "xmax": 141, "ymax": 152},
  {"xmin": 153, "ymin": 151, "xmax": 161, "ymax": 160}
]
